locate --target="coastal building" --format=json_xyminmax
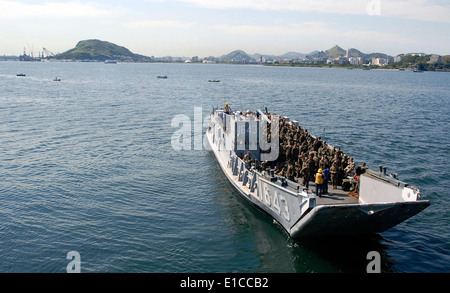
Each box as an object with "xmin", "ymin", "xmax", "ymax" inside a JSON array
[
  {"xmin": 338, "ymin": 56, "xmax": 348, "ymax": 64},
  {"xmin": 371, "ymin": 57, "xmax": 389, "ymax": 66},
  {"xmin": 349, "ymin": 57, "xmax": 363, "ymax": 65},
  {"xmin": 407, "ymin": 53, "xmax": 425, "ymax": 57},
  {"xmin": 312, "ymin": 57, "xmax": 326, "ymax": 64},
  {"xmin": 326, "ymin": 56, "xmax": 349, "ymax": 65},
  {"xmin": 428, "ymin": 54, "xmax": 442, "ymax": 64}
]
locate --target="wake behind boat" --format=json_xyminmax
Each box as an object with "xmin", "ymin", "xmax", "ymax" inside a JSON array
[{"xmin": 206, "ymin": 104, "xmax": 430, "ymax": 238}]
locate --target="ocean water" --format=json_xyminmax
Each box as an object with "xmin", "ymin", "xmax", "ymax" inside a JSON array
[{"xmin": 0, "ymin": 62, "xmax": 448, "ymax": 273}]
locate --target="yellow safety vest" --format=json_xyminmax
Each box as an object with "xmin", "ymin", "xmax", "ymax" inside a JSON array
[{"xmin": 315, "ymin": 173, "xmax": 323, "ymax": 184}]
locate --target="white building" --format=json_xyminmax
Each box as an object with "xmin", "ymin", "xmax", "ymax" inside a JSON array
[
  {"xmin": 349, "ymin": 57, "xmax": 363, "ymax": 65},
  {"xmin": 408, "ymin": 53, "xmax": 425, "ymax": 57},
  {"xmin": 371, "ymin": 57, "xmax": 389, "ymax": 66}
]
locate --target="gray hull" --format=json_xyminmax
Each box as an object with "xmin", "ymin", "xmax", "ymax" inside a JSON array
[{"xmin": 290, "ymin": 201, "xmax": 430, "ymax": 238}]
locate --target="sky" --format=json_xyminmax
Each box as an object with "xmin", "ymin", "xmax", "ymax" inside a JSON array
[{"xmin": 0, "ymin": 0, "xmax": 449, "ymax": 57}]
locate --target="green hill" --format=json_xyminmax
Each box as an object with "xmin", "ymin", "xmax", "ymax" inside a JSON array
[
  {"xmin": 309, "ymin": 45, "xmax": 392, "ymax": 62},
  {"xmin": 346, "ymin": 48, "xmax": 365, "ymax": 58},
  {"xmin": 310, "ymin": 45, "xmax": 346, "ymax": 59},
  {"xmin": 54, "ymin": 39, "xmax": 150, "ymax": 62},
  {"xmin": 220, "ymin": 50, "xmax": 256, "ymax": 63},
  {"xmin": 325, "ymin": 45, "xmax": 346, "ymax": 58},
  {"xmin": 279, "ymin": 52, "xmax": 307, "ymax": 59}
]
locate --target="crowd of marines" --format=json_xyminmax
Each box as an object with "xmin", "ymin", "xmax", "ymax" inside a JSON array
[{"xmin": 241, "ymin": 111, "xmax": 365, "ymax": 195}]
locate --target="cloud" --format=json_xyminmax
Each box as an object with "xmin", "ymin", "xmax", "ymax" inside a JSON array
[
  {"xmin": 341, "ymin": 30, "xmax": 416, "ymax": 44},
  {"xmin": 214, "ymin": 22, "xmax": 416, "ymax": 44},
  {"xmin": 214, "ymin": 22, "xmax": 334, "ymax": 36},
  {"xmin": 121, "ymin": 20, "xmax": 195, "ymax": 29},
  {"xmin": 179, "ymin": 0, "xmax": 372, "ymax": 13},
  {"xmin": 381, "ymin": 0, "xmax": 450, "ymax": 23},
  {"xmin": 0, "ymin": 1, "xmax": 116, "ymax": 19},
  {"xmin": 180, "ymin": 0, "xmax": 450, "ymax": 23}
]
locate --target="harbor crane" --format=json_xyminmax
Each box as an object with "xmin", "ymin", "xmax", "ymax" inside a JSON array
[{"xmin": 42, "ymin": 47, "xmax": 55, "ymax": 58}]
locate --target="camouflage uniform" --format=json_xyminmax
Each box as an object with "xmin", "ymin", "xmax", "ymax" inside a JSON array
[
  {"xmin": 330, "ymin": 163, "xmax": 338, "ymax": 189},
  {"xmin": 287, "ymin": 164, "xmax": 295, "ymax": 182},
  {"xmin": 301, "ymin": 160, "xmax": 310, "ymax": 189}
]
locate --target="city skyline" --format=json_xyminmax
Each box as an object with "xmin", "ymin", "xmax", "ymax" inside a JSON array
[{"xmin": 0, "ymin": 0, "xmax": 449, "ymax": 57}]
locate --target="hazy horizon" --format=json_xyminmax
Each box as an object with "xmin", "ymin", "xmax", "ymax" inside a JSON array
[{"xmin": 1, "ymin": 0, "xmax": 449, "ymax": 57}]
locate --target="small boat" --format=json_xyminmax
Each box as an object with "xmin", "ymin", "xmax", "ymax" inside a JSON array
[
  {"xmin": 208, "ymin": 80, "xmax": 220, "ymax": 82},
  {"xmin": 157, "ymin": 75, "xmax": 168, "ymax": 79},
  {"xmin": 53, "ymin": 77, "xmax": 61, "ymax": 81},
  {"xmin": 398, "ymin": 68, "xmax": 405, "ymax": 71},
  {"xmin": 105, "ymin": 60, "xmax": 117, "ymax": 64},
  {"xmin": 16, "ymin": 73, "xmax": 26, "ymax": 77}
]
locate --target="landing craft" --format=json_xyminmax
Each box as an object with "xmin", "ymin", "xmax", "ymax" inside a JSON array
[{"xmin": 206, "ymin": 105, "xmax": 430, "ymax": 238}]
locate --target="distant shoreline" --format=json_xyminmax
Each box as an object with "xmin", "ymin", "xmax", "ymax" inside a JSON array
[
  {"xmin": 263, "ymin": 63, "xmax": 449, "ymax": 72},
  {"xmin": 2, "ymin": 59, "xmax": 448, "ymax": 72}
]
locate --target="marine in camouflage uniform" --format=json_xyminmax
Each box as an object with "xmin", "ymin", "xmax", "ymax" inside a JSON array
[
  {"xmin": 330, "ymin": 162, "xmax": 338, "ymax": 189},
  {"xmin": 301, "ymin": 159, "xmax": 310, "ymax": 189},
  {"xmin": 287, "ymin": 163, "xmax": 296, "ymax": 182},
  {"xmin": 308, "ymin": 154, "xmax": 315, "ymax": 181}
]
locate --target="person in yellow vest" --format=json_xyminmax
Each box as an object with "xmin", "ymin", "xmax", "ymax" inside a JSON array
[
  {"xmin": 224, "ymin": 102, "xmax": 231, "ymax": 114},
  {"xmin": 315, "ymin": 168, "xmax": 324, "ymax": 198}
]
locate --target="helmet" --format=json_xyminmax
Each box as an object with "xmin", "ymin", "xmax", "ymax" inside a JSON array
[
  {"xmin": 225, "ymin": 102, "xmax": 228, "ymax": 105},
  {"xmin": 318, "ymin": 168, "xmax": 323, "ymax": 173}
]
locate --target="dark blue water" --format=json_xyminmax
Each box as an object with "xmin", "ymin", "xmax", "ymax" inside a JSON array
[{"xmin": 0, "ymin": 62, "xmax": 448, "ymax": 273}]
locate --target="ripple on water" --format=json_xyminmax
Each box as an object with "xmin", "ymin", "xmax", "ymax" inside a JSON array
[{"xmin": 0, "ymin": 63, "xmax": 448, "ymax": 273}]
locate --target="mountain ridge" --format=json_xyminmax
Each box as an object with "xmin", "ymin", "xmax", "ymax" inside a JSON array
[
  {"xmin": 219, "ymin": 45, "xmax": 394, "ymax": 63},
  {"xmin": 52, "ymin": 40, "xmax": 435, "ymax": 64}
]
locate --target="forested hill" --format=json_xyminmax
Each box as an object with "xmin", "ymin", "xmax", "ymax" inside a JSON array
[{"xmin": 54, "ymin": 39, "xmax": 151, "ymax": 62}]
